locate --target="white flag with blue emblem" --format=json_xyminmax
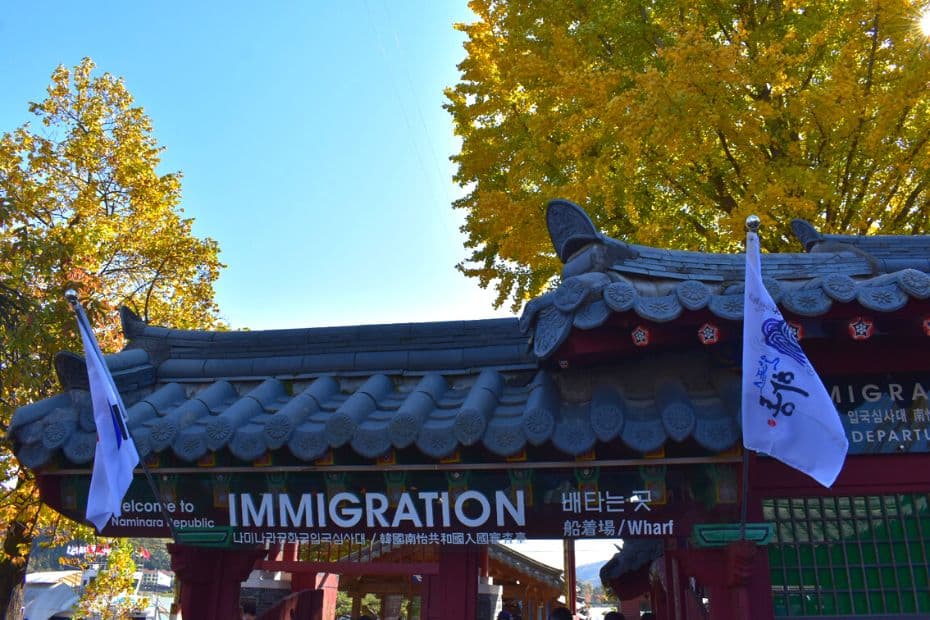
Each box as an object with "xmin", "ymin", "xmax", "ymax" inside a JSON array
[
  {"xmin": 742, "ymin": 229, "xmax": 848, "ymax": 487},
  {"xmin": 72, "ymin": 299, "xmax": 139, "ymax": 531}
]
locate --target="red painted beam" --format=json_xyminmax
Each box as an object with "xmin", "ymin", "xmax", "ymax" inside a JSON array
[
  {"xmin": 257, "ymin": 559, "xmax": 439, "ymax": 575},
  {"xmin": 750, "ymin": 452, "xmax": 930, "ymax": 496}
]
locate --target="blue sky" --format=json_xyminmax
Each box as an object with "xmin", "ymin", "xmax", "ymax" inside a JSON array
[
  {"xmin": 0, "ymin": 1, "xmax": 512, "ymax": 330},
  {"xmin": 1, "ymin": 1, "xmax": 624, "ymax": 570}
]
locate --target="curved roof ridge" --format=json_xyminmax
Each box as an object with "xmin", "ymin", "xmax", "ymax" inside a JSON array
[
  {"xmin": 522, "ymin": 199, "xmax": 930, "ymax": 358},
  {"xmin": 609, "ymin": 240, "xmax": 875, "ymax": 282},
  {"xmin": 552, "ymin": 199, "xmax": 930, "ymax": 282},
  {"xmin": 120, "ymin": 307, "xmax": 527, "ymax": 359}
]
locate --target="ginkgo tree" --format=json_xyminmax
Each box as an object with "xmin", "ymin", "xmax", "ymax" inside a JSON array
[
  {"xmin": 0, "ymin": 58, "xmax": 224, "ymax": 617},
  {"xmin": 77, "ymin": 539, "xmax": 147, "ymax": 620},
  {"xmin": 447, "ymin": 0, "xmax": 930, "ymax": 310}
]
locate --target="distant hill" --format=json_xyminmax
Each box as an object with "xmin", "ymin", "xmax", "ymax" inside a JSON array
[{"xmin": 576, "ymin": 560, "xmax": 607, "ymax": 585}]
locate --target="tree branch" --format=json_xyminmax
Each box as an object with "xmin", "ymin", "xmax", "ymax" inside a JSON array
[
  {"xmin": 837, "ymin": 12, "xmax": 880, "ymax": 223},
  {"xmin": 716, "ymin": 129, "xmax": 745, "ymax": 187}
]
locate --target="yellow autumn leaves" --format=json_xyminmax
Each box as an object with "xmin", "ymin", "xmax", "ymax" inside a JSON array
[{"xmin": 448, "ymin": 0, "xmax": 930, "ymax": 309}]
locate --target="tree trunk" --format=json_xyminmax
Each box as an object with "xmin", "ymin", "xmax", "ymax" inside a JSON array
[
  {"xmin": 0, "ymin": 521, "xmax": 31, "ymax": 620},
  {"xmin": 2, "ymin": 578, "xmax": 25, "ymax": 620}
]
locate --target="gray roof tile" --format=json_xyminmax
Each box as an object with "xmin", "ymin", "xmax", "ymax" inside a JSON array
[
  {"xmin": 9, "ymin": 317, "xmax": 750, "ymax": 467},
  {"xmin": 416, "ymin": 416, "xmax": 459, "ymax": 459},
  {"xmin": 325, "ymin": 374, "xmax": 394, "ymax": 447},
  {"xmin": 522, "ymin": 372, "xmax": 559, "ymax": 446},
  {"xmin": 19, "ymin": 443, "xmax": 53, "ymax": 469},
  {"xmin": 453, "ymin": 369, "xmax": 503, "ymax": 446},
  {"xmin": 523, "ymin": 199, "xmax": 930, "ymax": 358},
  {"xmin": 482, "ymin": 416, "xmax": 526, "ymax": 457},
  {"xmin": 231, "ymin": 423, "xmax": 267, "ymax": 461},
  {"xmin": 22, "ymin": 199, "xmax": 930, "ymax": 469},
  {"xmin": 589, "ymin": 385, "xmax": 625, "ymax": 442},
  {"xmin": 63, "ymin": 431, "xmax": 96, "ymax": 465},
  {"xmin": 551, "ymin": 404, "xmax": 597, "ymax": 456},
  {"xmin": 288, "ymin": 417, "xmax": 330, "ymax": 461},
  {"xmin": 621, "ymin": 402, "xmax": 666, "ymax": 453}
]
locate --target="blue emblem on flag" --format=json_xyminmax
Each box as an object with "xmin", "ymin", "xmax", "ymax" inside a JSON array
[
  {"xmin": 762, "ymin": 318, "xmax": 807, "ymax": 367},
  {"xmin": 109, "ymin": 402, "xmax": 129, "ymax": 449}
]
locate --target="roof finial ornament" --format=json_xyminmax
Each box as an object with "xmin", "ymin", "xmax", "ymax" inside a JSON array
[
  {"xmin": 745, "ymin": 215, "xmax": 760, "ymax": 233},
  {"xmin": 546, "ymin": 199, "xmax": 601, "ymax": 262}
]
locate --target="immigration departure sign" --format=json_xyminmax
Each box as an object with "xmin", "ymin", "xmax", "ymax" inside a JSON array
[
  {"xmin": 827, "ymin": 374, "xmax": 930, "ymax": 454},
  {"xmin": 40, "ymin": 463, "xmax": 740, "ymax": 546}
]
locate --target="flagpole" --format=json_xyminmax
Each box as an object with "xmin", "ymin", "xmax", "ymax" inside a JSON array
[
  {"xmin": 65, "ymin": 290, "xmax": 178, "ymax": 542},
  {"xmin": 738, "ymin": 447, "xmax": 750, "ymax": 540},
  {"xmin": 739, "ymin": 214, "xmax": 761, "ymax": 541}
]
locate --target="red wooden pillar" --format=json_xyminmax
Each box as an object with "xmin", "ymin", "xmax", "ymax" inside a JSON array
[
  {"xmin": 662, "ymin": 452, "xmax": 774, "ymax": 620},
  {"xmin": 168, "ymin": 543, "xmax": 265, "ymax": 620},
  {"xmin": 282, "ymin": 541, "xmax": 299, "ymax": 561},
  {"xmin": 648, "ymin": 562, "xmax": 668, "ymax": 620},
  {"xmin": 563, "ymin": 539, "xmax": 576, "ymax": 616},
  {"xmin": 663, "ymin": 541, "xmax": 684, "ymax": 620},
  {"xmin": 480, "ymin": 544, "xmax": 490, "ymax": 578},
  {"xmin": 672, "ymin": 541, "xmax": 773, "ymax": 620},
  {"xmin": 291, "ymin": 572, "xmax": 340, "ymax": 619},
  {"xmin": 421, "ymin": 546, "xmax": 479, "ymax": 620}
]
